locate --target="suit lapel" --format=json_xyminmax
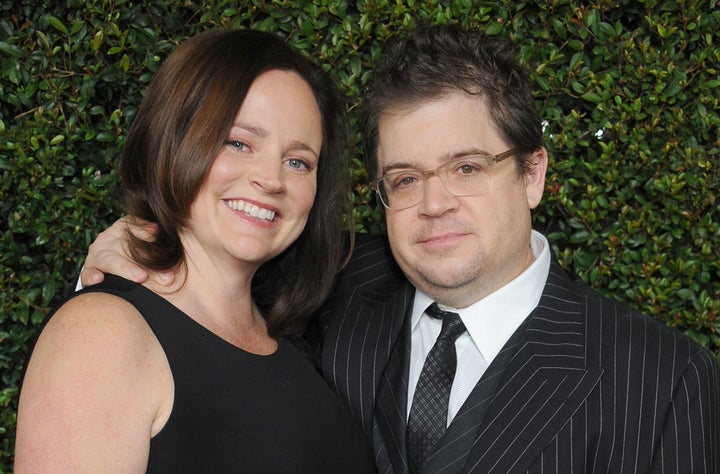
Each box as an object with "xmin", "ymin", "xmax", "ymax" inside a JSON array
[
  {"xmin": 423, "ymin": 329, "xmax": 524, "ymax": 473},
  {"xmin": 461, "ymin": 261, "xmax": 603, "ymax": 473},
  {"xmin": 373, "ymin": 299, "xmax": 412, "ymax": 474}
]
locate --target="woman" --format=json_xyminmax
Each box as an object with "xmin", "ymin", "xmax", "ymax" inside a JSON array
[{"xmin": 15, "ymin": 29, "xmax": 374, "ymax": 472}]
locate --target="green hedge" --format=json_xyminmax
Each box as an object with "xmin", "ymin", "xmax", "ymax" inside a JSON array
[{"xmin": 1, "ymin": 0, "xmax": 718, "ymax": 468}]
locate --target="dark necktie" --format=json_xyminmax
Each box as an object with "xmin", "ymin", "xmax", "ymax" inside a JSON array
[{"xmin": 407, "ymin": 302, "xmax": 467, "ymax": 473}]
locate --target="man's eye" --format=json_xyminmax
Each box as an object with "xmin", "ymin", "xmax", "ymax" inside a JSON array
[
  {"xmin": 391, "ymin": 175, "xmax": 420, "ymax": 190},
  {"xmin": 455, "ymin": 162, "xmax": 483, "ymax": 175},
  {"xmin": 454, "ymin": 161, "xmax": 486, "ymax": 176}
]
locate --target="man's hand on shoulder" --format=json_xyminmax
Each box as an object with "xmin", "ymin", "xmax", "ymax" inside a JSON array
[{"xmin": 80, "ymin": 216, "xmax": 176, "ymax": 287}]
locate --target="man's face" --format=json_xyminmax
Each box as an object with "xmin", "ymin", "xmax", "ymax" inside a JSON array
[{"xmin": 377, "ymin": 92, "xmax": 547, "ymax": 308}]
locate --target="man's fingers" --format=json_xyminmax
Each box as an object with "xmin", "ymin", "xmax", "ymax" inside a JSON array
[
  {"xmin": 80, "ymin": 255, "xmax": 149, "ymax": 285},
  {"xmin": 79, "ymin": 267, "xmax": 105, "ymax": 287},
  {"xmin": 81, "ymin": 215, "xmax": 165, "ymax": 287}
]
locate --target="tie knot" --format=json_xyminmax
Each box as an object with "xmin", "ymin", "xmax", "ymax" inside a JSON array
[{"xmin": 426, "ymin": 303, "xmax": 466, "ymax": 342}]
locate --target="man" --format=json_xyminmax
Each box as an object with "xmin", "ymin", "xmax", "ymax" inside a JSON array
[{"xmin": 81, "ymin": 25, "xmax": 718, "ymax": 473}]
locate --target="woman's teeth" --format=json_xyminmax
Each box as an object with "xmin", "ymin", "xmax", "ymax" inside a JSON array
[{"xmin": 225, "ymin": 200, "xmax": 276, "ymax": 221}]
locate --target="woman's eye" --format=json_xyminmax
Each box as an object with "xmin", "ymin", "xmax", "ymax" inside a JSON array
[
  {"xmin": 286, "ymin": 158, "xmax": 311, "ymax": 172},
  {"xmin": 225, "ymin": 140, "xmax": 249, "ymax": 153}
]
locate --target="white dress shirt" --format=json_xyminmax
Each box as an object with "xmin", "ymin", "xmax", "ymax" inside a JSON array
[{"xmin": 407, "ymin": 230, "xmax": 551, "ymax": 425}]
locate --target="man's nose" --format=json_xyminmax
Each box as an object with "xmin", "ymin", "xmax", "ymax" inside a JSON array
[{"xmin": 416, "ymin": 175, "xmax": 459, "ymax": 216}]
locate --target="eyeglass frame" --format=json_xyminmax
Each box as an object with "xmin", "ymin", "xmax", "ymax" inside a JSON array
[{"xmin": 371, "ymin": 148, "xmax": 518, "ymax": 211}]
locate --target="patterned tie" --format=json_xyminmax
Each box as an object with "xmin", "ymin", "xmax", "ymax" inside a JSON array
[{"xmin": 407, "ymin": 302, "xmax": 467, "ymax": 473}]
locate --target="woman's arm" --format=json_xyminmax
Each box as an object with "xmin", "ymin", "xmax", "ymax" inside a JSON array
[{"xmin": 14, "ymin": 292, "xmax": 173, "ymax": 473}]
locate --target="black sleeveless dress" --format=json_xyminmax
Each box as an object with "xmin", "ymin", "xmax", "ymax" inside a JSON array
[{"xmin": 70, "ymin": 275, "xmax": 376, "ymax": 473}]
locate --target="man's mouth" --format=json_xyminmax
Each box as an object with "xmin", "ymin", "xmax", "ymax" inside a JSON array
[{"xmin": 225, "ymin": 199, "xmax": 277, "ymax": 221}]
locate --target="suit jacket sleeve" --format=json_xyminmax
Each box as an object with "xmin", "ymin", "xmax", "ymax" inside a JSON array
[{"xmin": 652, "ymin": 345, "xmax": 720, "ymax": 473}]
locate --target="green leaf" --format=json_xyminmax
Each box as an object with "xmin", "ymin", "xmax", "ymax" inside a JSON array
[
  {"xmin": 485, "ymin": 21, "xmax": 503, "ymax": 36},
  {"xmin": 677, "ymin": 288, "xmax": 695, "ymax": 300},
  {"xmin": 0, "ymin": 41, "xmax": 22, "ymax": 58},
  {"xmin": 581, "ymin": 92, "xmax": 602, "ymax": 103},
  {"xmin": 92, "ymin": 30, "xmax": 104, "ymax": 51},
  {"xmin": 47, "ymin": 15, "xmax": 68, "ymax": 34}
]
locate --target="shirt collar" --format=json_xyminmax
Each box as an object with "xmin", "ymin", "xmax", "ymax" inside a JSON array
[{"xmin": 411, "ymin": 230, "xmax": 550, "ymax": 363}]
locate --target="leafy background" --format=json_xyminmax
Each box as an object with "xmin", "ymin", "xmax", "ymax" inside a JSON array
[{"xmin": 1, "ymin": 0, "xmax": 718, "ymax": 468}]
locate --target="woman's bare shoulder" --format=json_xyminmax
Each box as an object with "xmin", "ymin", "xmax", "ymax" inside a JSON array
[{"xmin": 15, "ymin": 291, "xmax": 173, "ymax": 471}]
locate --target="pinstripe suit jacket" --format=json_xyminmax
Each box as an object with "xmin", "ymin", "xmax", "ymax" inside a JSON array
[{"xmin": 318, "ymin": 234, "xmax": 720, "ymax": 473}]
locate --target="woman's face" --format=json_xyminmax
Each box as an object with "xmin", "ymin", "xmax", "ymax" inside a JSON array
[{"xmin": 184, "ymin": 69, "xmax": 322, "ymax": 271}]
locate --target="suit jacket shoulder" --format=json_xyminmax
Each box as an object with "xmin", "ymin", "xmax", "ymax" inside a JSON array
[
  {"xmin": 318, "ymin": 233, "xmax": 413, "ymax": 439},
  {"xmin": 317, "ymin": 240, "xmax": 720, "ymax": 473},
  {"xmin": 468, "ymin": 260, "xmax": 720, "ymax": 473},
  {"xmin": 337, "ymin": 233, "xmax": 404, "ymax": 291}
]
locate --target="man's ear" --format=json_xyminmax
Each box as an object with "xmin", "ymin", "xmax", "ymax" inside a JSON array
[{"xmin": 525, "ymin": 147, "xmax": 548, "ymax": 209}]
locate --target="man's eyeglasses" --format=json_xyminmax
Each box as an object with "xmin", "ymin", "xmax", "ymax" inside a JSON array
[{"xmin": 372, "ymin": 149, "xmax": 517, "ymax": 211}]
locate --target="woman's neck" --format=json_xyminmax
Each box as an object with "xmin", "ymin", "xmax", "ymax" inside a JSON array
[{"xmin": 145, "ymin": 253, "xmax": 277, "ymax": 355}]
